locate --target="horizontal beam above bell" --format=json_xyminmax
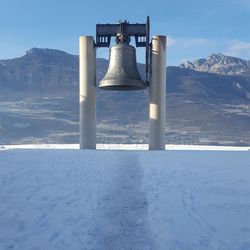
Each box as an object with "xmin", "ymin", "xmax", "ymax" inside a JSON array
[{"xmin": 96, "ymin": 17, "xmax": 149, "ymax": 48}]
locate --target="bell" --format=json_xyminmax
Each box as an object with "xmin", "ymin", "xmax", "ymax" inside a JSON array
[{"xmin": 99, "ymin": 43, "xmax": 146, "ymax": 91}]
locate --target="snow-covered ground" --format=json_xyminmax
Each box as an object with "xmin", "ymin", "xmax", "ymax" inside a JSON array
[
  {"xmin": 0, "ymin": 145, "xmax": 250, "ymax": 249},
  {"xmin": 1, "ymin": 143, "xmax": 250, "ymax": 151}
]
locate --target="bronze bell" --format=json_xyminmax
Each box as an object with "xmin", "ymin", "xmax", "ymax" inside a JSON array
[{"xmin": 99, "ymin": 43, "xmax": 146, "ymax": 91}]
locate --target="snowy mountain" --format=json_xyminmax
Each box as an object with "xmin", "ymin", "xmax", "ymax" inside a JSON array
[{"xmin": 180, "ymin": 53, "xmax": 250, "ymax": 76}]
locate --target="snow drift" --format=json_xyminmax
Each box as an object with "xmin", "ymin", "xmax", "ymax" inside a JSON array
[{"xmin": 0, "ymin": 145, "xmax": 250, "ymax": 249}]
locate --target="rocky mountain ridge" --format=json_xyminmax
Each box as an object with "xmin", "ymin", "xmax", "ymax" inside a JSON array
[
  {"xmin": 0, "ymin": 48, "xmax": 79, "ymax": 90},
  {"xmin": 180, "ymin": 53, "xmax": 250, "ymax": 76},
  {"xmin": 0, "ymin": 48, "xmax": 250, "ymax": 102}
]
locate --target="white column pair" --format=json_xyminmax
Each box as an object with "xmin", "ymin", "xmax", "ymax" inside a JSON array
[{"xmin": 79, "ymin": 36, "xmax": 166, "ymax": 150}]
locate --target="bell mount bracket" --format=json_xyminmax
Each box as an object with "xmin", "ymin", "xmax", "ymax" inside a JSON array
[{"xmin": 96, "ymin": 16, "xmax": 150, "ymax": 84}]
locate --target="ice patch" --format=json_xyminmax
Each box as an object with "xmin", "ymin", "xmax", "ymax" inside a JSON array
[
  {"xmin": 0, "ymin": 147, "xmax": 250, "ymax": 249},
  {"xmin": 13, "ymin": 122, "xmax": 31, "ymax": 128}
]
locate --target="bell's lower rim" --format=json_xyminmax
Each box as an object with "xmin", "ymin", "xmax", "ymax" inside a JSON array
[
  {"xmin": 99, "ymin": 79, "xmax": 147, "ymax": 91},
  {"xmin": 99, "ymin": 85, "xmax": 146, "ymax": 91}
]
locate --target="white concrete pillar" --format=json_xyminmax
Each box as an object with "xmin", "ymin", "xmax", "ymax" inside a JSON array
[
  {"xmin": 79, "ymin": 36, "xmax": 96, "ymax": 149},
  {"xmin": 149, "ymin": 35, "xmax": 166, "ymax": 150}
]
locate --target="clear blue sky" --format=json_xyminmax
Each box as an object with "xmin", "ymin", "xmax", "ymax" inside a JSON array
[{"xmin": 0, "ymin": 0, "xmax": 249, "ymax": 65}]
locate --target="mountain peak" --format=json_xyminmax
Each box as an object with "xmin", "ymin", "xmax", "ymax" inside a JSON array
[
  {"xmin": 25, "ymin": 48, "xmax": 71, "ymax": 57},
  {"xmin": 180, "ymin": 53, "xmax": 249, "ymax": 75}
]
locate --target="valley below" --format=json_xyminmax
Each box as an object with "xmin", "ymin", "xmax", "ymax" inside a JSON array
[{"xmin": 1, "ymin": 89, "xmax": 249, "ymax": 146}]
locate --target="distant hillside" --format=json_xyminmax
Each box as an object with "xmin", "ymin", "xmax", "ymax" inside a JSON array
[{"xmin": 167, "ymin": 66, "xmax": 250, "ymax": 102}]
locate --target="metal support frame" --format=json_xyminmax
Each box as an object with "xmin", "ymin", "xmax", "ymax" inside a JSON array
[
  {"xmin": 96, "ymin": 16, "xmax": 150, "ymax": 83},
  {"xmin": 96, "ymin": 20, "xmax": 148, "ymax": 48}
]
